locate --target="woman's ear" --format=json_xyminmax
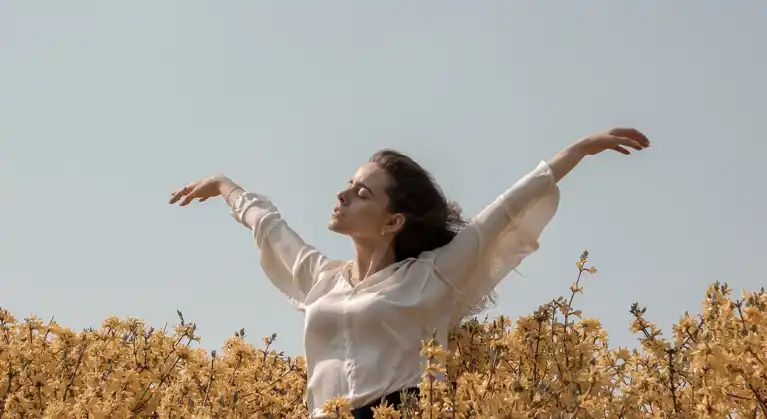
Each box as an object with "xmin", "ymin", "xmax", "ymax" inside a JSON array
[{"xmin": 382, "ymin": 213, "xmax": 406, "ymax": 235}]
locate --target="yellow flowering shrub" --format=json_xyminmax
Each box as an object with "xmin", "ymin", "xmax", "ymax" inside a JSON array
[{"xmin": 1, "ymin": 251, "xmax": 765, "ymax": 418}]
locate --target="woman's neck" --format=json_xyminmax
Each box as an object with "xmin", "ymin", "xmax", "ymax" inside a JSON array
[{"xmin": 351, "ymin": 238, "xmax": 397, "ymax": 282}]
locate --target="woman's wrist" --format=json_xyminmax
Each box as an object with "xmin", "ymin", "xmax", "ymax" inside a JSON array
[
  {"xmin": 548, "ymin": 142, "xmax": 587, "ymax": 183},
  {"xmin": 566, "ymin": 138, "xmax": 590, "ymax": 158},
  {"xmin": 216, "ymin": 176, "xmax": 244, "ymax": 205}
]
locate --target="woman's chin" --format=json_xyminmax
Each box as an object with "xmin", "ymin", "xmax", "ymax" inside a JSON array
[{"xmin": 327, "ymin": 218, "xmax": 343, "ymax": 233}]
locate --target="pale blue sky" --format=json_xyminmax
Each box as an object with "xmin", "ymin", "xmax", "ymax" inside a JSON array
[{"xmin": 2, "ymin": 2, "xmax": 765, "ymax": 356}]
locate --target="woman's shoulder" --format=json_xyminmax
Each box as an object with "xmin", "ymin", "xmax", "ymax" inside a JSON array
[
  {"xmin": 319, "ymin": 260, "xmax": 350, "ymax": 278},
  {"xmin": 413, "ymin": 250, "xmax": 439, "ymax": 264},
  {"xmin": 302, "ymin": 261, "xmax": 349, "ymax": 305},
  {"xmin": 395, "ymin": 253, "xmax": 443, "ymax": 279}
]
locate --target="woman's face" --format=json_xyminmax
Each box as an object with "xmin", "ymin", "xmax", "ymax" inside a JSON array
[{"xmin": 328, "ymin": 162, "xmax": 404, "ymax": 240}]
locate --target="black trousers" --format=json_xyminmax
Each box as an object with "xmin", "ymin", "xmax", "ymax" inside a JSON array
[{"xmin": 351, "ymin": 387, "xmax": 419, "ymax": 419}]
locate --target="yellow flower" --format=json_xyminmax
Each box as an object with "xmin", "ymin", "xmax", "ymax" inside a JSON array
[
  {"xmin": 0, "ymin": 251, "xmax": 763, "ymax": 418},
  {"xmin": 321, "ymin": 395, "xmax": 352, "ymax": 417}
]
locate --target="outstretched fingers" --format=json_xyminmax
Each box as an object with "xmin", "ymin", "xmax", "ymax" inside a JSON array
[
  {"xmin": 610, "ymin": 127, "xmax": 651, "ymax": 147},
  {"xmin": 609, "ymin": 133, "xmax": 651, "ymax": 155},
  {"xmin": 611, "ymin": 145, "xmax": 632, "ymax": 155},
  {"xmin": 169, "ymin": 184, "xmax": 193, "ymax": 205},
  {"xmin": 617, "ymin": 136, "xmax": 645, "ymax": 150},
  {"xmin": 179, "ymin": 192, "xmax": 198, "ymax": 206}
]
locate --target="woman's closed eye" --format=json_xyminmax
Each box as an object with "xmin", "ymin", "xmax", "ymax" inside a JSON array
[
  {"xmin": 357, "ymin": 188, "xmax": 371, "ymax": 199},
  {"xmin": 347, "ymin": 181, "xmax": 372, "ymax": 199}
]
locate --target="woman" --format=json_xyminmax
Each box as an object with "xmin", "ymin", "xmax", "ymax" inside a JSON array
[{"xmin": 169, "ymin": 127, "xmax": 650, "ymax": 418}]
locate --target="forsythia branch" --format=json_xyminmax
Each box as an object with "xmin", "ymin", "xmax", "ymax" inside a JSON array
[{"xmin": 0, "ymin": 251, "xmax": 765, "ymax": 418}]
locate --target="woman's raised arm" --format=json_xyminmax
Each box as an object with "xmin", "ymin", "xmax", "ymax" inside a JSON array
[
  {"xmin": 429, "ymin": 128, "xmax": 650, "ymax": 316},
  {"xmin": 170, "ymin": 175, "xmax": 339, "ymax": 311}
]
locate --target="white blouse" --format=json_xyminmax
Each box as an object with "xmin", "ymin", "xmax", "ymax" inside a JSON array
[{"xmin": 230, "ymin": 161, "xmax": 560, "ymax": 418}]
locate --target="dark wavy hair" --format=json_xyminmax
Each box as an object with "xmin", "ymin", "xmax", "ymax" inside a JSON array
[
  {"xmin": 369, "ymin": 149, "xmax": 466, "ymax": 261},
  {"xmin": 370, "ymin": 149, "xmax": 497, "ymax": 316}
]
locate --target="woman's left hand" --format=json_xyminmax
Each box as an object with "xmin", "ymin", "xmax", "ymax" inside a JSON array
[
  {"xmin": 576, "ymin": 127, "xmax": 651, "ymax": 156},
  {"xmin": 547, "ymin": 127, "xmax": 651, "ymax": 182}
]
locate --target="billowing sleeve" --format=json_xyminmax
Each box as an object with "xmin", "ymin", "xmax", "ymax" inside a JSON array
[
  {"xmin": 231, "ymin": 192, "xmax": 337, "ymax": 311},
  {"xmin": 430, "ymin": 161, "xmax": 560, "ymax": 317}
]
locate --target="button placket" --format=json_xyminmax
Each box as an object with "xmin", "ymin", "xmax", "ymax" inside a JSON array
[{"xmin": 342, "ymin": 290, "xmax": 356, "ymax": 396}]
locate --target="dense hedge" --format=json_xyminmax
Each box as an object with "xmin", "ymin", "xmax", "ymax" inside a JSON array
[{"xmin": 1, "ymin": 251, "xmax": 765, "ymax": 418}]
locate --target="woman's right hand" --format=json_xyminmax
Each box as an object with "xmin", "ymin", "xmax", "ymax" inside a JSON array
[{"xmin": 169, "ymin": 175, "xmax": 225, "ymax": 206}]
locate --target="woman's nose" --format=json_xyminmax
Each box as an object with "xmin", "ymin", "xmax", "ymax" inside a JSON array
[{"xmin": 336, "ymin": 190, "xmax": 347, "ymax": 204}]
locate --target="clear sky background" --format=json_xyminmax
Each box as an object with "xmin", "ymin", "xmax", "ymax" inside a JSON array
[{"xmin": 2, "ymin": 2, "xmax": 765, "ymax": 356}]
